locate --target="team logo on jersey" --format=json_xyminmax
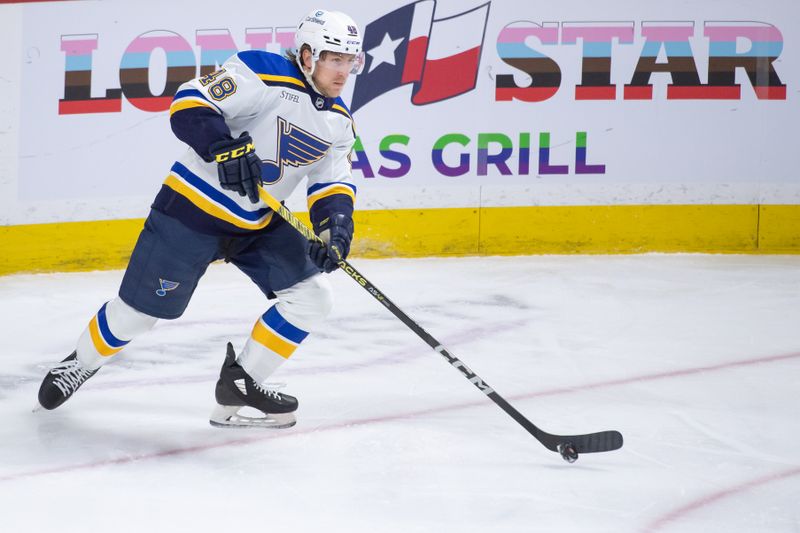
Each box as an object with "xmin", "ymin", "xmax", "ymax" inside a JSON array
[
  {"xmin": 263, "ymin": 117, "xmax": 331, "ymax": 184},
  {"xmin": 156, "ymin": 278, "xmax": 180, "ymax": 297}
]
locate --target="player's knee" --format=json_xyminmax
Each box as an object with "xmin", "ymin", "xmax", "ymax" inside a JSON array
[
  {"xmin": 274, "ymin": 274, "xmax": 333, "ymax": 332},
  {"xmin": 106, "ymin": 296, "xmax": 159, "ymax": 337},
  {"xmin": 76, "ymin": 297, "xmax": 159, "ymax": 368}
]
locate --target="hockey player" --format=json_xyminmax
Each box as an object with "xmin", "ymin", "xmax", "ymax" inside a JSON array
[{"xmin": 37, "ymin": 9, "xmax": 365, "ymax": 428}]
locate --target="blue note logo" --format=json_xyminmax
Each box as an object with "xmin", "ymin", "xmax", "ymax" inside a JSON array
[
  {"xmin": 263, "ymin": 117, "xmax": 331, "ymax": 184},
  {"xmin": 156, "ymin": 278, "xmax": 180, "ymax": 297}
]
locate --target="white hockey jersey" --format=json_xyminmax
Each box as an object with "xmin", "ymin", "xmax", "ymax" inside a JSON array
[{"xmin": 156, "ymin": 51, "xmax": 356, "ymax": 236}]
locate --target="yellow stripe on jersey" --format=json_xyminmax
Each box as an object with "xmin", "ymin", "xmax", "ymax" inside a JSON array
[
  {"xmin": 251, "ymin": 319, "xmax": 298, "ymax": 359},
  {"xmin": 169, "ymin": 99, "xmax": 216, "ymax": 117},
  {"xmin": 331, "ymin": 104, "xmax": 351, "ymax": 119},
  {"xmin": 259, "ymin": 74, "xmax": 305, "ymax": 89},
  {"xmin": 331, "ymin": 104, "xmax": 356, "ymax": 136},
  {"xmin": 164, "ymin": 174, "xmax": 274, "ymax": 231},
  {"xmin": 307, "ymin": 184, "xmax": 356, "ymax": 211},
  {"xmin": 88, "ymin": 316, "xmax": 124, "ymax": 357}
]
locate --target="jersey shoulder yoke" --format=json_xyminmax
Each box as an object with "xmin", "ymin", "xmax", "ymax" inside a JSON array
[{"xmin": 237, "ymin": 51, "xmax": 305, "ymax": 91}]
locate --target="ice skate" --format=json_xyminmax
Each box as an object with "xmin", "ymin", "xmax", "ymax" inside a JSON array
[
  {"xmin": 37, "ymin": 352, "xmax": 98, "ymax": 410},
  {"xmin": 209, "ymin": 342, "xmax": 298, "ymax": 428}
]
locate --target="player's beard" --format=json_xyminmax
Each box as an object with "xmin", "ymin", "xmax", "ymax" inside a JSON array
[{"xmin": 313, "ymin": 71, "xmax": 347, "ymax": 98}]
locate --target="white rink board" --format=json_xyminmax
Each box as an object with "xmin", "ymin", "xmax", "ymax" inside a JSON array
[{"xmin": 0, "ymin": 0, "xmax": 798, "ymax": 225}]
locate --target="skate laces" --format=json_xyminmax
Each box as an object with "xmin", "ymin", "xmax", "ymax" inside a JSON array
[
  {"xmin": 51, "ymin": 359, "xmax": 94, "ymax": 396},
  {"xmin": 252, "ymin": 381, "xmax": 285, "ymax": 401}
]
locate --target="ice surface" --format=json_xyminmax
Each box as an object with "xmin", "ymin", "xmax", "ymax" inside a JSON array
[{"xmin": 1, "ymin": 255, "xmax": 799, "ymax": 532}]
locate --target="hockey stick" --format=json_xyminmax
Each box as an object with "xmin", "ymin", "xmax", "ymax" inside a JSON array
[{"xmin": 258, "ymin": 187, "xmax": 623, "ymax": 462}]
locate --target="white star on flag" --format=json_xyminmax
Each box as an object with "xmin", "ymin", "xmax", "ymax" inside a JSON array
[{"xmin": 366, "ymin": 32, "xmax": 405, "ymax": 73}]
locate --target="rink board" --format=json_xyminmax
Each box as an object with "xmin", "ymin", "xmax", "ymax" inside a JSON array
[
  {"xmin": 1, "ymin": 1, "xmax": 799, "ymax": 274},
  {"xmin": 2, "ymin": 204, "xmax": 798, "ymax": 275}
]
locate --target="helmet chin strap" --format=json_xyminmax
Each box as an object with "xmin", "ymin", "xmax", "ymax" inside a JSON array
[{"xmin": 296, "ymin": 55, "xmax": 327, "ymax": 97}]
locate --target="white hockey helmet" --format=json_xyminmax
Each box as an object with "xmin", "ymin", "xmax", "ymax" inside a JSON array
[{"xmin": 295, "ymin": 9, "xmax": 365, "ymax": 79}]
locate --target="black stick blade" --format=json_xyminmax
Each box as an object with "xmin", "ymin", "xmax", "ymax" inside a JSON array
[{"xmin": 564, "ymin": 430, "xmax": 623, "ymax": 454}]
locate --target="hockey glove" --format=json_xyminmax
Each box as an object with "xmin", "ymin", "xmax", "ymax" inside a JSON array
[
  {"xmin": 309, "ymin": 213, "xmax": 354, "ymax": 273},
  {"xmin": 209, "ymin": 132, "xmax": 263, "ymax": 204}
]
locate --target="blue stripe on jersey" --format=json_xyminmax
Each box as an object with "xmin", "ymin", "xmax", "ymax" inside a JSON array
[
  {"xmin": 170, "ymin": 162, "xmax": 272, "ymax": 222},
  {"xmin": 307, "ymin": 182, "xmax": 357, "ymax": 196},
  {"xmin": 262, "ymin": 306, "xmax": 309, "ymax": 344},
  {"xmin": 97, "ymin": 303, "xmax": 129, "ymax": 348},
  {"xmin": 152, "ymin": 185, "xmax": 274, "ymax": 236},
  {"xmin": 237, "ymin": 50, "xmax": 297, "ymax": 77}
]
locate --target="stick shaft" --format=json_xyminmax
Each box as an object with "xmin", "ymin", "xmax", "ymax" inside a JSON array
[
  {"xmin": 257, "ymin": 188, "xmax": 623, "ymax": 455},
  {"xmin": 258, "ymin": 189, "xmax": 549, "ymax": 430}
]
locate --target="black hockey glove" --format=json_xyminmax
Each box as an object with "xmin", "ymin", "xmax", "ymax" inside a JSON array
[
  {"xmin": 208, "ymin": 132, "xmax": 263, "ymax": 204},
  {"xmin": 308, "ymin": 213, "xmax": 354, "ymax": 273}
]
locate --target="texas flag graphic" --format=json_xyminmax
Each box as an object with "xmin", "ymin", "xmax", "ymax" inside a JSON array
[{"xmin": 350, "ymin": 1, "xmax": 491, "ymax": 113}]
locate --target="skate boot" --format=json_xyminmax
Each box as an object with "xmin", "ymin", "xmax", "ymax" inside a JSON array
[
  {"xmin": 38, "ymin": 352, "xmax": 98, "ymax": 410},
  {"xmin": 209, "ymin": 342, "xmax": 298, "ymax": 428}
]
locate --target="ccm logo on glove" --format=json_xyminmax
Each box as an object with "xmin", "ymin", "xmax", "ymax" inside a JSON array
[
  {"xmin": 214, "ymin": 142, "xmax": 255, "ymax": 163},
  {"xmin": 209, "ymin": 132, "xmax": 263, "ymax": 204}
]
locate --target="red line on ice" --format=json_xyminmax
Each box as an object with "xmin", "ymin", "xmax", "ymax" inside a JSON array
[
  {"xmin": 643, "ymin": 466, "xmax": 800, "ymax": 532},
  {"xmin": 5, "ymin": 350, "xmax": 799, "ymax": 483},
  {"xmin": 0, "ymin": 409, "xmax": 450, "ymax": 483},
  {"xmin": 513, "ymin": 351, "xmax": 800, "ymax": 402}
]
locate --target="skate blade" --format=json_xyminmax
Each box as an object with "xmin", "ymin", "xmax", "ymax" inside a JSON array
[{"xmin": 209, "ymin": 404, "xmax": 296, "ymax": 429}]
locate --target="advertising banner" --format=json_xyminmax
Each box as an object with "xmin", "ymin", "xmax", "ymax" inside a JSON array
[{"xmin": 1, "ymin": 0, "xmax": 798, "ymax": 227}]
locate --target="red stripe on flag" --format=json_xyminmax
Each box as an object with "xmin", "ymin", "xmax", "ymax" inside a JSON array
[
  {"xmin": 401, "ymin": 36, "xmax": 429, "ymax": 84},
  {"xmin": 411, "ymin": 47, "xmax": 481, "ymax": 105}
]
